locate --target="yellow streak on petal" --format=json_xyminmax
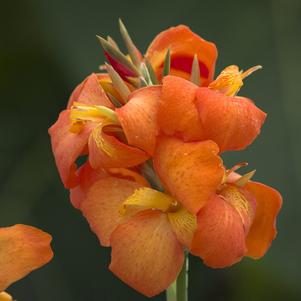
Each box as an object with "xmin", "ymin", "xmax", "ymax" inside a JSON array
[
  {"xmin": 168, "ymin": 207, "xmax": 197, "ymax": 248},
  {"xmin": 119, "ymin": 187, "xmax": 176, "ymax": 216}
]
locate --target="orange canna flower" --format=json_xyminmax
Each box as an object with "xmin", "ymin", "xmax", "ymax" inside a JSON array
[
  {"xmin": 0, "ymin": 224, "xmax": 53, "ymax": 295},
  {"xmin": 145, "ymin": 25, "xmax": 217, "ymax": 86},
  {"xmin": 72, "ymin": 135, "xmax": 281, "ymax": 296},
  {"xmin": 49, "ymin": 21, "xmax": 283, "ymax": 299},
  {"xmin": 49, "ymin": 73, "xmax": 149, "ymax": 188}
]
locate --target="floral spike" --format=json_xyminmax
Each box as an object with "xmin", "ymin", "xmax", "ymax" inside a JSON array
[
  {"xmin": 163, "ymin": 48, "xmax": 171, "ymax": 77},
  {"xmin": 145, "ymin": 58, "xmax": 159, "ymax": 85},
  {"xmin": 107, "ymin": 92, "xmax": 123, "ymax": 108},
  {"xmin": 119, "ymin": 19, "xmax": 142, "ymax": 67},
  {"xmin": 190, "ymin": 54, "xmax": 201, "ymax": 86},
  {"xmin": 105, "ymin": 63, "xmax": 131, "ymax": 102},
  {"xmin": 107, "ymin": 35, "xmax": 120, "ymax": 50},
  {"xmin": 235, "ymin": 170, "xmax": 256, "ymax": 187},
  {"xmin": 140, "ymin": 63, "xmax": 153, "ymax": 86},
  {"xmin": 97, "ymin": 35, "xmax": 140, "ymax": 76}
]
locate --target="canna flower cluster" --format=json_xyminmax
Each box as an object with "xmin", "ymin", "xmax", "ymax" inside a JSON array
[{"xmin": 49, "ymin": 21, "xmax": 282, "ymax": 297}]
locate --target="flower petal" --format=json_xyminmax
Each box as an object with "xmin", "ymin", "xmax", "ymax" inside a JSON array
[
  {"xmin": 168, "ymin": 207, "xmax": 197, "ymax": 248},
  {"xmin": 67, "ymin": 73, "xmax": 113, "ymax": 108},
  {"xmin": 48, "ymin": 110, "xmax": 94, "ymax": 188},
  {"xmin": 196, "ymin": 88, "xmax": 267, "ymax": 152},
  {"xmin": 0, "ymin": 225, "xmax": 53, "ymax": 291},
  {"xmin": 145, "ymin": 25, "xmax": 217, "ymax": 85},
  {"xmin": 191, "ymin": 195, "xmax": 247, "ymax": 268},
  {"xmin": 158, "ymin": 76, "xmax": 205, "ymax": 141},
  {"xmin": 154, "ymin": 136, "xmax": 224, "ymax": 214},
  {"xmin": 109, "ymin": 210, "xmax": 184, "ymax": 297},
  {"xmin": 245, "ymin": 181, "xmax": 282, "ymax": 259},
  {"xmin": 116, "ymin": 86, "xmax": 161, "ymax": 155},
  {"xmin": 88, "ymin": 122, "xmax": 149, "ymax": 169},
  {"xmin": 80, "ymin": 177, "xmax": 142, "ymax": 246},
  {"xmin": 70, "ymin": 163, "xmax": 108, "ymax": 209}
]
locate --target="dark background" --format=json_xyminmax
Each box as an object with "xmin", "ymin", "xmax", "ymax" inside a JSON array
[{"xmin": 1, "ymin": 0, "xmax": 300, "ymax": 300}]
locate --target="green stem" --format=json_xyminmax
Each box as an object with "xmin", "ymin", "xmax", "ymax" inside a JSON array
[{"xmin": 166, "ymin": 252, "xmax": 189, "ymax": 301}]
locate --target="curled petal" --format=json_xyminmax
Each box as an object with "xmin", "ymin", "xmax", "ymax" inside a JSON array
[
  {"xmin": 109, "ymin": 210, "xmax": 184, "ymax": 297},
  {"xmin": 88, "ymin": 122, "xmax": 149, "ymax": 169},
  {"xmin": 158, "ymin": 76, "xmax": 205, "ymax": 141},
  {"xmin": 70, "ymin": 163, "xmax": 108, "ymax": 209},
  {"xmin": 48, "ymin": 110, "xmax": 94, "ymax": 188},
  {"xmin": 245, "ymin": 181, "xmax": 282, "ymax": 259},
  {"xmin": 154, "ymin": 136, "xmax": 224, "ymax": 214},
  {"xmin": 0, "ymin": 225, "xmax": 53, "ymax": 291},
  {"xmin": 145, "ymin": 25, "xmax": 217, "ymax": 85},
  {"xmin": 168, "ymin": 207, "xmax": 197, "ymax": 248},
  {"xmin": 67, "ymin": 73, "xmax": 113, "ymax": 108},
  {"xmin": 196, "ymin": 88, "xmax": 267, "ymax": 152},
  {"xmin": 80, "ymin": 177, "xmax": 142, "ymax": 246},
  {"xmin": 191, "ymin": 195, "xmax": 247, "ymax": 268},
  {"xmin": 116, "ymin": 86, "xmax": 161, "ymax": 155},
  {"xmin": 108, "ymin": 168, "xmax": 150, "ymax": 187}
]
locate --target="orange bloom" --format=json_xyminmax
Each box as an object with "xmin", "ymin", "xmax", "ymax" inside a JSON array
[
  {"xmin": 0, "ymin": 224, "xmax": 53, "ymax": 294},
  {"xmin": 146, "ymin": 25, "xmax": 217, "ymax": 85},
  {"xmin": 73, "ymin": 135, "xmax": 281, "ymax": 296},
  {"xmin": 49, "ymin": 73, "xmax": 149, "ymax": 188}
]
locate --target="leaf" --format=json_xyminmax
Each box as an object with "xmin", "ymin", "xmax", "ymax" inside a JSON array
[
  {"xmin": 145, "ymin": 58, "xmax": 159, "ymax": 85},
  {"xmin": 119, "ymin": 19, "xmax": 141, "ymax": 67}
]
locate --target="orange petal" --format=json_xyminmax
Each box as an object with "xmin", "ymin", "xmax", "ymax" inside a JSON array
[
  {"xmin": 158, "ymin": 76, "xmax": 205, "ymax": 141},
  {"xmin": 116, "ymin": 86, "xmax": 161, "ymax": 155},
  {"xmin": 145, "ymin": 25, "xmax": 217, "ymax": 85},
  {"xmin": 107, "ymin": 168, "xmax": 150, "ymax": 187},
  {"xmin": 48, "ymin": 110, "xmax": 94, "ymax": 188},
  {"xmin": 167, "ymin": 207, "xmax": 197, "ymax": 248},
  {"xmin": 70, "ymin": 162, "xmax": 108, "ymax": 209},
  {"xmin": 88, "ymin": 122, "xmax": 149, "ymax": 169},
  {"xmin": 109, "ymin": 210, "xmax": 184, "ymax": 297},
  {"xmin": 80, "ymin": 177, "xmax": 142, "ymax": 246},
  {"xmin": 67, "ymin": 73, "xmax": 113, "ymax": 109},
  {"xmin": 154, "ymin": 136, "xmax": 224, "ymax": 214},
  {"xmin": 191, "ymin": 195, "xmax": 247, "ymax": 268},
  {"xmin": 0, "ymin": 225, "xmax": 53, "ymax": 291},
  {"xmin": 245, "ymin": 181, "xmax": 282, "ymax": 259},
  {"xmin": 196, "ymin": 88, "xmax": 267, "ymax": 152}
]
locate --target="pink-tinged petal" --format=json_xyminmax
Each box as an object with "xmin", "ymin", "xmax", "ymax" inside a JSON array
[
  {"xmin": 154, "ymin": 136, "xmax": 224, "ymax": 214},
  {"xmin": 158, "ymin": 76, "xmax": 205, "ymax": 141},
  {"xmin": 48, "ymin": 110, "xmax": 94, "ymax": 188},
  {"xmin": 0, "ymin": 225, "xmax": 53, "ymax": 291},
  {"xmin": 116, "ymin": 86, "xmax": 161, "ymax": 155},
  {"xmin": 196, "ymin": 88, "xmax": 267, "ymax": 152},
  {"xmin": 145, "ymin": 25, "xmax": 217, "ymax": 85},
  {"xmin": 88, "ymin": 123, "xmax": 149, "ymax": 169},
  {"xmin": 67, "ymin": 73, "xmax": 113, "ymax": 108},
  {"xmin": 191, "ymin": 195, "xmax": 247, "ymax": 268},
  {"xmin": 70, "ymin": 163, "xmax": 108, "ymax": 209},
  {"xmin": 245, "ymin": 181, "xmax": 282, "ymax": 259},
  {"xmin": 80, "ymin": 177, "xmax": 142, "ymax": 247},
  {"xmin": 109, "ymin": 210, "xmax": 184, "ymax": 297}
]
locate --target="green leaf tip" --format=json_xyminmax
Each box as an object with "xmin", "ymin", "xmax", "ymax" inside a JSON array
[
  {"xmin": 190, "ymin": 54, "xmax": 201, "ymax": 86},
  {"xmin": 163, "ymin": 48, "xmax": 171, "ymax": 77}
]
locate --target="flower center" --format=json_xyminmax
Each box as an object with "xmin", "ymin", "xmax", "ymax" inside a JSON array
[
  {"xmin": 69, "ymin": 102, "xmax": 119, "ymax": 133},
  {"xmin": 209, "ymin": 65, "xmax": 262, "ymax": 96}
]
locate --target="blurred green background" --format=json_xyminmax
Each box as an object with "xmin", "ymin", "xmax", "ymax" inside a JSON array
[{"xmin": 1, "ymin": 0, "xmax": 300, "ymax": 300}]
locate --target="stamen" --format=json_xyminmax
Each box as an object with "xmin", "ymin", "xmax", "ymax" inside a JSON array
[
  {"xmin": 69, "ymin": 102, "xmax": 119, "ymax": 133},
  {"xmin": 235, "ymin": 170, "xmax": 256, "ymax": 187},
  {"xmin": 209, "ymin": 65, "xmax": 262, "ymax": 97}
]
